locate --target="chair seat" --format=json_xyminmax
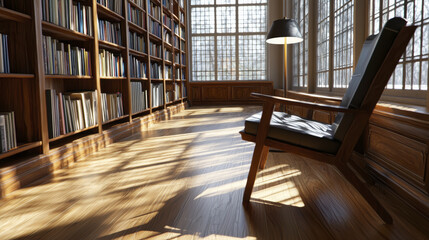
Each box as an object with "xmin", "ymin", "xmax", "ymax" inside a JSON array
[{"xmin": 244, "ymin": 111, "xmax": 341, "ymax": 154}]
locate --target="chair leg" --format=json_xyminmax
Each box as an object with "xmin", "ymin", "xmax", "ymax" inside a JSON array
[
  {"xmin": 336, "ymin": 163, "xmax": 393, "ymax": 224},
  {"xmin": 259, "ymin": 146, "xmax": 270, "ymax": 169},
  {"xmin": 243, "ymin": 143, "xmax": 269, "ymax": 205}
]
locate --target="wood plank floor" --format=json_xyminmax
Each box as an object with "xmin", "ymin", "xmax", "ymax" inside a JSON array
[{"xmin": 1, "ymin": 106, "xmax": 429, "ymax": 240}]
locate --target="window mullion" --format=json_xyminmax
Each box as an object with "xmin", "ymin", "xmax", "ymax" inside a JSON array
[
  {"xmin": 236, "ymin": 2, "xmax": 239, "ymax": 81},
  {"xmin": 328, "ymin": 0, "xmax": 334, "ymax": 92},
  {"xmin": 214, "ymin": 0, "xmax": 218, "ymax": 81}
]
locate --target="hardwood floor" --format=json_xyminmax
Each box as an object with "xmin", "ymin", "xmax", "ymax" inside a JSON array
[{"xmin": 0, "ymin": 106, "xmax": 428, "ymax": 240}]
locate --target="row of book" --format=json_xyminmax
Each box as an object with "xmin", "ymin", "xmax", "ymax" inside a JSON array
[
  {"xmin": 175, "ymin": 68, "xmax": 180, "ymax": 80},
  {"xmin": 129, "ymin": 55, "xmax": 147, "ymax": 78},
  {"xmin": 129, "ymin": 31, "xmax": 146, "ymax": 53},
  {"xmin": 151, "ymin": 83, "xmax": 164, "ymax": 107},
  {"xmin": 182, "ymin": 82, "xmax": 187, "ymax": 97},
  {"xmin": 149, "ymin": 41, "xmax": 162, "ymax": 58},
  {"xmin": 174, "ymin": 52, "xmax": 180, "ymax": 64},
  {"xmin": 162, "ymin": 0, "xmax": 171, "ymax": 8},
  {"xmin": 180, "ymin": 12, "xmax": 185, "ymax": 24},
  {"xmin": 148, "ymin": 1, "xmax": 161, "ymax": 21},
  {"xmin": 0, "ymin": 33, "xmax": 10, "ymax": 73},
  {"xmin": 101, "ymin": 92, "xmax": 124, "ymax": 123},
  {"xmin": 128, "ymin": 3, "xmax": 145, "ymax": 28},
  {"xmin": 0, "ymin": 112, "xmax": 16, "ymax": 153},
  {"xmin": 130, "ymin": 0, "xmax": 145, "ymax": 9},
  {"xmin": 181, "ymin": 53, "xmax": 186, "ymax": 65},
  {"xmin": 164, "ymin": 66, "xmax": 172, "ymax": 79},
  {"xmin": 99, "ymin": 49, "xmax": 125, "ymax": 77},
  {"xmin": 131, "ymin": 82, "xmax": 148, "ymax": 114},
  {"xmin": 163, "ymin": 14, "xmax": 172, "ymax": 29},
  {"xmin": 166, "ymin": 89, "xmax": 173, "ymax": 103},
  {"xmin": 164, "ymin": 30, "xmax": 172, "ymax": 45},
  {"xmin": 180, "ymin": 27, "xmax": 185, "ymax": 38},
  {"xmin": 164, "ymin": 50, "xmax": 172, "ymax": 62},
  {"xmin": 173, "ymin": 36, "xmax": 179, "ymax": 48},
  {"xmin": 42, "ymin": 0, "xmax": 93, "ymax": 36},
  {"xmin": 46, "ymin": 89, "xmax": 98, "ymax": 138},
  {"xmin": 43, "ymin": 35, "xmax": 91, "ymax": 76},
  {"xmin": 97, "ymin": 0, "xmax": 122, "ymax": 15},
  {"xmin": 150, "ymin": 62, "xmax": 162, "ymax": 79},
  {"xmin": 175, "ymin": 82, "xmax": 180, "ymax": 100},
  {"xmin": 149, "ymin": 19, "xmax": 162, "ymax": 38},
  {"xmin": 98, "ymin": 19, "xmax": 122, "ymax": 45},
  {"xmin": 174, "ymin": 22, "xmax": 179, "ymax": 35}
]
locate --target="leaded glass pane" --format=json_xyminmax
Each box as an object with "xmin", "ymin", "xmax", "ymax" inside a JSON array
[
  {"xmin": 239, "ymin": 35, "xmax": 266, "ymax": 80},
  {"xmin": 191, "ymin": 7, "xmax": 215, "ymax": 34},
  {"xmin": 216, "ymin": 7, "xmax": 236, "ymax": 33},
  {"xmin": 217, "ymin": 36, "xmax": 236, "ymax": 81},
  {"xmin": 238, "ymin": 5, "xmax": 267, "ymax": 33},
  {"xmin": 192, "ymin": 36, "xmax": 215, "ymax": 81}
]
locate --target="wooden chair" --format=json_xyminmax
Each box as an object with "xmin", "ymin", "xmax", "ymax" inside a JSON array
[{"xmin": 239, "ymin": 17, "xmax": 416, "ymax": 224}]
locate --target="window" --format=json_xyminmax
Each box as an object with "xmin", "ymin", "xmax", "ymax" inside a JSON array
[
  {"xmin": 291, "ymin": 0, "xmax": 308, "ymax": 88},
  {"xmin": 291, "ymin": 0, "xmax": 428, "ymax": 105},
  {"xmin": 317, "ymin": 0, "xmax": 330, "ymax": 88},
  {"xmin": 369, "ymin": 0, "xmax": 428, "ymax": 95},
  {"xmin": 190, "ymin": 0, "xmax": 267, "ymax": 81},
  {"xmin": 315, "ymin": 0, "xmax": 354, "ymax": 90},
  {"xmin": 332, "ymin": 0, "xmax": 354, "ymax": 89}
]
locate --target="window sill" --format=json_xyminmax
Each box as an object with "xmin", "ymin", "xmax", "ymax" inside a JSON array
[{"xmin": 287, "ymin": 90, "xmax": 429, "ymax": 122}]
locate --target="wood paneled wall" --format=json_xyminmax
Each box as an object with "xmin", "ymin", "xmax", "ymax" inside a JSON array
[{"xmin": 189, "ymin": 81, "xmax": 274, "ymax": 105}]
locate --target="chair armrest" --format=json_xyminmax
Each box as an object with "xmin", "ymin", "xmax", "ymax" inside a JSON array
[
  {"xmin": 251, "ymin": 93, "xmax": 354, "ymax": 113},
  {"xmin": 287, "ymin": 90, "xmax": 343, "ymax": 103}
]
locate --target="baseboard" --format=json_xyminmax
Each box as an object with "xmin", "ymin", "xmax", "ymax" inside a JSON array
[{"xmin": 0, "ymin": 102, "xmax": 187, "ymax": 198}]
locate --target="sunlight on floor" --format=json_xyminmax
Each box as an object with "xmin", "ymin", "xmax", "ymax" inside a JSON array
[{"xmin": 252, "ymin": 164, "xmax": 305, "ymax": 207}]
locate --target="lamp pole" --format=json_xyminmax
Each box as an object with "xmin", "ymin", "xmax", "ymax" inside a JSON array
[{"xmin": 284, "ymin": 38, "xmax": 288, "ymax": 97}]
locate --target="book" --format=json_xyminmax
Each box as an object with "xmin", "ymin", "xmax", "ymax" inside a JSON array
[{"xmin": 0, "ymin": 115, "xmax": 6, "ymax": 153}]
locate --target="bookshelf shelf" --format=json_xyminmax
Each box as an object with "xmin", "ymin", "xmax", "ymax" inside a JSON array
[
  {"xmin": 128, "ymin": 21, "xmax": 146, "ymax": 33},
  {"xmin": 100, "ymin": 76, "xmax": 127, "ymax": 80},
  {"xmin": 127, "ymin": 0, "xmax": 146, "ymax": 13},
  {"xmin": 42, "ymin": 21, "xmax": 94, "ymax": 41},
  {"xmin": 97, "ymin": 4, "xmax": 124, "ymax": 22},
  {"xmin": 0, "ymin": 7, "xmax": 31, "ymax": 22},
  {"xmin": 149, "ymin": 33, "xmax": 162, "ymax": 42},
  {"xmin": 98, "ymin": 40, "xmax": 126, "ymax": 51},
  {"xmin": 45, "ymin": 75, "xmax": 92, "ymax": 79},
  {"xmin": 0, "ymin": 141, "xmax": 43, "ymax": 160},
  {"xmin": 129, "ymin": 49, "xmax": 147, "ymax": 58},
  {"xmin": 164, "ymin": 42, "xmax": 173, "ymax": 49},
  {"xmin": 102, "ymin": 114, "xmax": 129, "ymax": 125},
  {"xmin": 48, "ymin": 125, "xmax": 98, "ymax": 143},
  {"xmin": 130, "ymin": 77, "xmax": 149, "ymax": 81},
  {"xmin": 131, "ymin": 108, "xmax": 150, "ymax": 116},
  {"xmin": 150, "ymin": 56, "xmax": 163, "ymax": 62},
  {"xmin": 0, "ymin": 73, "xmax": 35, "ymax": 79},
  {"xmin": 149, "ymin": 14, "xmax": 162, "ymax": 25}
]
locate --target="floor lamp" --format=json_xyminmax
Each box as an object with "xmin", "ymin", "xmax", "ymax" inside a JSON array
[{"xmin": 266, "ymin": 18, "xmax": 303, "ymax": 98}]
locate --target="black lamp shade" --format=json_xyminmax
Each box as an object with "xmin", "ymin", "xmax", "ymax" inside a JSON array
[{"xmin": 266, "ymin": 18, "xmax": 303, "ymax": 45}]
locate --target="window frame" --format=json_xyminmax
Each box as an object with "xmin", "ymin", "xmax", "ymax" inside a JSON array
[
  {"xmin": 288, "ymin": 0, "xmax": 428, "ymax": 107},
  {"xmin": 189, "ymin": 1, "xmax": 269, "ymax": 82}
]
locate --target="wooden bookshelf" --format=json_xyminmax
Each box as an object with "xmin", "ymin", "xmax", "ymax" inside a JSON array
[{"xmin": 0, "ymin": 0, "xmax": 188, "ymax": 166}]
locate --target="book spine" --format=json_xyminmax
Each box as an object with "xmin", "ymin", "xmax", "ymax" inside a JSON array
[{"xmin": 0, "ymin": 115, "xmax": 6, "ymax": 153}]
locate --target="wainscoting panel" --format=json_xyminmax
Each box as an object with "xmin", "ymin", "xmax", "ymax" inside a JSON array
[{"xmin": 189, "ymin": 81, "xmax": 273, "ymax": 105}]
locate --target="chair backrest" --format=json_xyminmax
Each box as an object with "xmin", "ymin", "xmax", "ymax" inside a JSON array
[{"xmin": 332, "ymin": 17, "xmax": 408, "ymax": 141}]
